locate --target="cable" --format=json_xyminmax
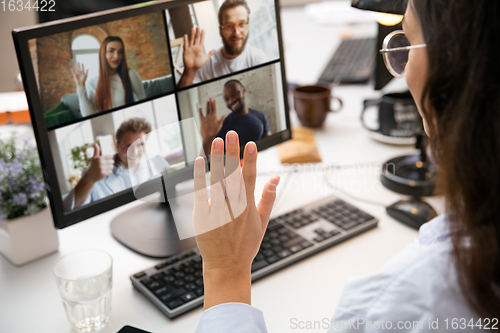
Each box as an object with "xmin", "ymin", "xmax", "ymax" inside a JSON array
[
  {"xmin": 259, "ymin": 161, "xmax": 388, "ymax": 208},
  {"xmin": 323, "ymin": 171, "xmax": 387, "ymax": 207},
  {"xmin": 272, "ymin": 165, "xmax": 299, "ymax": 210},
  {"xmin": 257, "ymin": 161, "xmax": 381, "ymax": 177}
]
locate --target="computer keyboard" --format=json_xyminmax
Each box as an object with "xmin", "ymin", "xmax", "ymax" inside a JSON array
[
  {"xmin": 318, "ymin": 37, "xmax": 377, "ymax": 84},
  {"xmin": 130, "ymin": 195, "xmax": 378, "ymax": 318}
]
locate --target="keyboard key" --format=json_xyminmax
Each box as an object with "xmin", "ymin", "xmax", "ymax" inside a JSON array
[
  {"xmin": 181, "ymin": 292, "xmax": 197, "ymax": 302},
  {"xmin": 185, "ymin": 283, "xmax": 197, "ymax": 291},
  {"xmin": 314, "ymin": 228, "xmax": 326, "ymax": 235},
  {"xmin": 277, "ymin": 250, "xmax": 292, "ymax": 259},
  {"xmin": 261, "ymin": 242, "xmax": 272, "ymax": 249},
  {"xmin": 173, "ymin": 280, "xmax": 185, "ymax": 287},
  {"xmin": 278, "ymin": 227, "xmax": 289, "ymax": 235},
  {"xmin": 195, "ymin": 287, "xmax": 204, "ymax": 296},
  {"xmin": 284, "ymin": 237, "xmax": 303, "ymax": 249},
  {"xmin": 301, "ymin": 241, "xmax": 314, "ymax": 248},
  {"xmin": 160, "ymin": 288, "xmax": 186, "ymax": 303},
  {"xmin": 163, "ymin": 276, "xmax": 174, "ymax": 283},
  {"xmin": 251, "ymin": 260, "xmax": 268, "ymax": 272},
  {"xmin": 358, "ymin": 213, "xmax": 373, "ymax": 222},
  {"xmin": 262, "ymin": 249, "xmax": 274, "ymax": 258},
  {"xmin": 329, "ymin": 230, "xmax": 340, "ymax": 237},
  {"xmin": 267, "ymin": 255, "xmax": 280, "ymax": 264},
  {"xmin": 279, "ymin": 235, "xmax": 289, "ymax": 243},
  {"xmin": 134, "ymin": 271, "xmax": 146, "ymax": 279},
  {"xmin": 267, "ymin": 219, "xmax": 280, "ymax": 229},
  {"xmin": 339, "ymin": 221, "xmax": 358, "ymax": 230},
  {"xmin": 140, "ymin": 277, "xmax": 152, "ymax": 286},
  {"xmin": 167, "ymin": 298, "xmax": 185, "ymax": 309},
  {"xmin": 151, "ymin": 273, "xmax": 163, "ymax": 280},
  {"xmin": 145, "ymin": 281, "xmax": 162, "ymax": 290},
  {"xmin": 290, "ymin": 245, "xmax": 302, "ymax": 253},
  {"xmin": 314, "ymin": 236, "xmax": 325, "ymax": 243}
]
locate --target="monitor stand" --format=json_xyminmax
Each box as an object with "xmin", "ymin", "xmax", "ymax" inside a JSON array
[
  {"xmin": 110, "ymin": 169, "xmax": 198, "ymax": 258},
  {"xmin": 110, "ymin": 201, "xmax": 197, "ymax": 258}
]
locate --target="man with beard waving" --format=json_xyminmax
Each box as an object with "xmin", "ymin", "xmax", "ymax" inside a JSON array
[
  {"xmin": 199, "ymin": 79, "xmax": 270, "ymax": 157},
  {"xmin": 177, "ymin": 0, "xmax": 268, "ymax": 88}
]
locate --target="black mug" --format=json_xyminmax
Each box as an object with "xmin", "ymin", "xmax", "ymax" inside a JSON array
[{"xmin": 361, "ymin": 91, "xmax": 422, "ymax": 139}]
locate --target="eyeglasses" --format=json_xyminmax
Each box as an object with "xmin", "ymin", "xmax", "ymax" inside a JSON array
[
  {"xmin": 220, "ymin": 21, "xmax": 248, "ymax": 34},
  {"xmin": 379, "ymin": 30, "xmax": 426, "ymax": 78}
]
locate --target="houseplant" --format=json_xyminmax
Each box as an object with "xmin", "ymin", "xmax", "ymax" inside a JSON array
[{"xmin": 0, "ymin": 134, "xmax": 58, "ymax": 266}]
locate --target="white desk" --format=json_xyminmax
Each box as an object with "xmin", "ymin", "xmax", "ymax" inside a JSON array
[{"xmin": 0, "ymin": 7, "xmax": 443, "ymax": 333}]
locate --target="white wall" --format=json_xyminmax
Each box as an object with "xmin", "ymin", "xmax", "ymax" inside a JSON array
[{"xmin": 0, "ymin": 10, "xmax": 37, "ymax": 92}]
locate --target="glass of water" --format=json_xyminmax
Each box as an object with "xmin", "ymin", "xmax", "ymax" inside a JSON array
[{"xmin": 53, "ymin": 249, "xmax": 113, "ymax": 332}]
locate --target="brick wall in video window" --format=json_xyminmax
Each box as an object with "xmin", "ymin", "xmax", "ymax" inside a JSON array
[{"xmin": 36, "ymin": 11, "xmax": 172, "ymax": 113}]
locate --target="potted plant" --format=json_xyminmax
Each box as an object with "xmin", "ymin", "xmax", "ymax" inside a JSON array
[
  {"xmin": 0, "ymin": 134, "xmax": 58, "ymax": 266},
  {"xmin": 68, "ymin": 143, "xmax": 93, "ymax": 186}
]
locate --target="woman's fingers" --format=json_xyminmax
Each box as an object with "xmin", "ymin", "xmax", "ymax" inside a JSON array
[
  {"xmin": 193, "ymin": 157, "xmax": 208, "ymax": 207},
  {"xmin": 257, "ymin": 176, "xmax": 280, "ymax": 228},
  {"xmin": 225, "ymin": 132, "xmax": 246, "ymax": 219},
  {"xmin": 210, "ymin": 138, "xmax": 225, "ymax": 187},
  {"xmin": 225, "ymin": 131, "xmax": 241, "ymax": 196},
  {"xmin": 242, "ymin": 142, "xmax": 258, "ymax": 202}
]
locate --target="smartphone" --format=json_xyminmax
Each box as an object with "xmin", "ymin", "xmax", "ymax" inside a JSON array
[{"xmin": 117, "ymin": 325, "xmax": 151, "ymax": 333}]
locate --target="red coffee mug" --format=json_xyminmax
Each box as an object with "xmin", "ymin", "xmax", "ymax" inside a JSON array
[{"xmin": 293, "ymin": 85, "xmax": 343, "ymax": 127}]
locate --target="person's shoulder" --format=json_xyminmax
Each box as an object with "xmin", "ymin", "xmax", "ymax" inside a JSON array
[
  {"xmin": 249, "ymin": 109, "xmax": 267, "ymax": 119},
  {"xmin": 223, "ymin": 112, "xmax": 234, "ymax": 123},
  {"xmin": 87, "ymin": 76, "xmax": 99, "ymax": 90},
  {"xmin": 246, "ymin": 46, "xmax": 268, "ymax": 64},
  {"xmin": 207, "ymin": 48, "xmax": 223, "ymax": 65},
  {"xmin": 334, "ymin": 216, "xmax": 471, "ymax": 322},
  {"xmin": 128, "ymin": 68, "xmax": 141, "ymax": 79},
  {"xmin": 196, "ymin": 49, "xmax": 222, "ymax": 81}
]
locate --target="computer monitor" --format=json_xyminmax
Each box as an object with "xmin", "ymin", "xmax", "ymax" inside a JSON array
[{"xmin": 12, "ymin": 0, "xmax": 291, "ymax": 257}]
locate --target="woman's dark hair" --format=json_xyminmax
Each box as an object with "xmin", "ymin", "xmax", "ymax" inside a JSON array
[
  {"xmin": 95, "ymin": 36, "xmax": 134, "ymax": 112},
  {"xmin": 410, "ymin": 0, "xmax": 500, "ymax": 318}
]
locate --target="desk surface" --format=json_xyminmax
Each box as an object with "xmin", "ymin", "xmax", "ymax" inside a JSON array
[{"xmin": 0, "ymin": 7, "xmax": 443, "ymax": 333}]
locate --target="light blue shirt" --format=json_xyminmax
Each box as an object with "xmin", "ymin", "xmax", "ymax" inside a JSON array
[
  {"xmin": 63, "ymin": 155, "xmax": 167, "ymax": 212},
  {"xmin": 196, "ymin": 215, "xmax": 485, "ymax": 332}
]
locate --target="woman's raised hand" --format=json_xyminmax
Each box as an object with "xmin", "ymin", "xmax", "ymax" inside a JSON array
[
  {"xmin": 193, "ymin": 131, "xmax": 280, "ymax": 309},
  {"xmin": 70, "ymin": 62, "xmax": 88, "ymax": 88}
]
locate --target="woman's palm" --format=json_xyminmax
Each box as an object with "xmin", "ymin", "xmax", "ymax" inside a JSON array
[{"xmin": 71, "ymin": 62, "xmax": 88, "ymax": 88}]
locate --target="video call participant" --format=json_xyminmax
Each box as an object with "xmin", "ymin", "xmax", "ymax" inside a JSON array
[
  {"xmin": 71, "ymin": 36, "xmax": 147, "ymax": 117},
  {"xmin": 177, "ymin": 0, "xmax": 268, "ymax": 88},
  {"xmin": 199, "ymin": 79, "xmax": 270, "ymax": 157},
  {"xmin": 63, "ymin": 118, "xmax": 168, "ymax": 212}
]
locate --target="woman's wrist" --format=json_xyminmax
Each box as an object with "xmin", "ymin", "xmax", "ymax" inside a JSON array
[{"xmin": 202, "ymin": 264, "xmax": 252, "ymax": 310}]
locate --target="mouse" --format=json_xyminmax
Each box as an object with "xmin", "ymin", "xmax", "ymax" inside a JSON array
[{"xmin": 386, "ymin": 199, "xmax": 438, "ymax": 229}]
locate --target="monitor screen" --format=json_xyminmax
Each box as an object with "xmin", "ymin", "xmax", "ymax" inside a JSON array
[{"xmin": 12, "ymin": 0, "xmax": 291, "ymax": 233}]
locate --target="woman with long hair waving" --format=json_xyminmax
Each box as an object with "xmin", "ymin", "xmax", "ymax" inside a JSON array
[{"xmin": 71, "ymin": 36, "xmax": 146, "ymax": 116}]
